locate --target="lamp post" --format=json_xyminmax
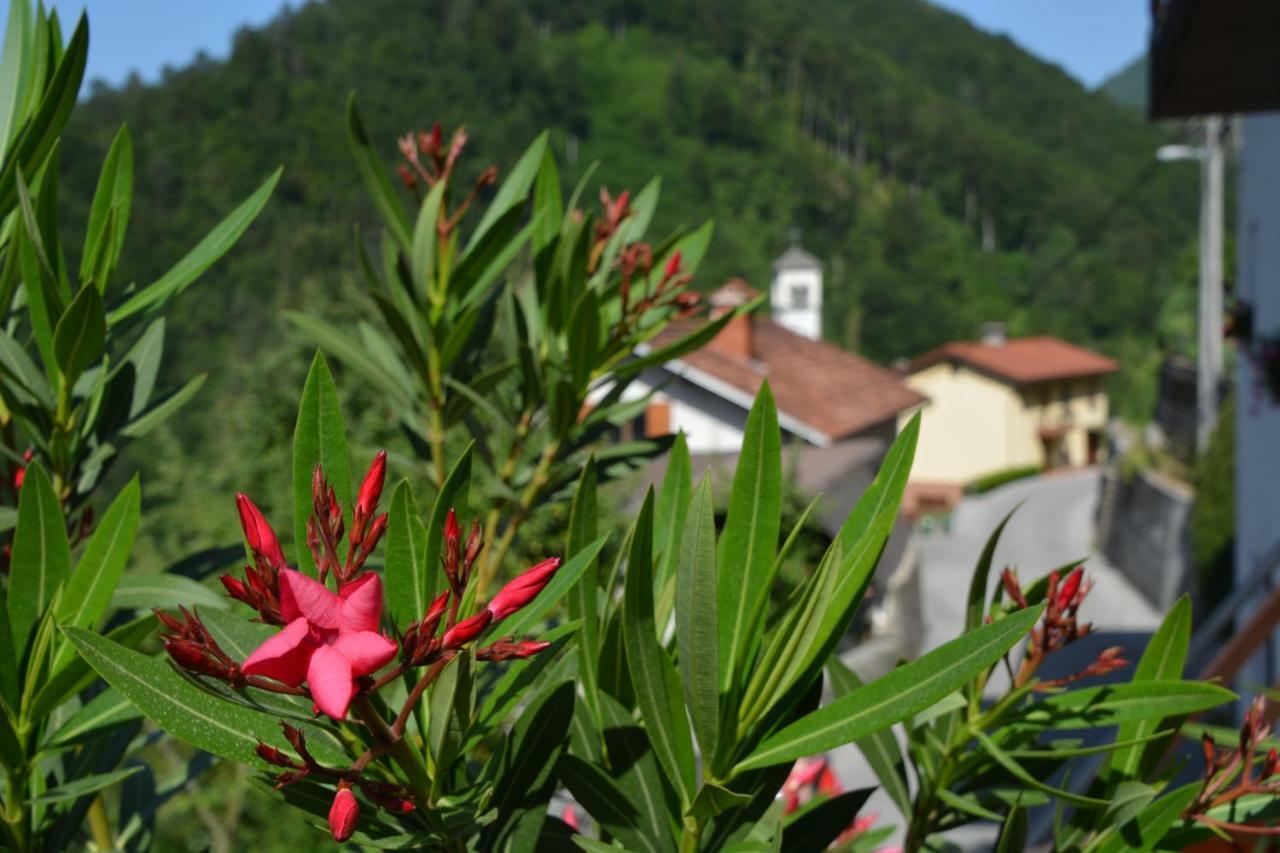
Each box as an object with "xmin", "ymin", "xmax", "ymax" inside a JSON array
[{"xmin": 1157, "ymin": 115, "xmax": 1225, "ymax": 453}]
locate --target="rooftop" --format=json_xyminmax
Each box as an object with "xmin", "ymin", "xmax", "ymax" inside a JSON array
[
  {"xmin": 772, "ymin": 245, "xmax": 822, "ymax": 272},
  {"xmin": 910, "ymin": 336, "xmax": 1120, "ymax": 385},
  {"xmin": 648, "ymin": 312, "xmax": 925, "ymax": 443}
]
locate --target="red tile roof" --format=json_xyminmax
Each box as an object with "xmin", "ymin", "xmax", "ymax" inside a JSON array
[
  {"xmin": 648, "ymin": 316, "xmax": 926, "ymax": 443},
  {"xmin": 910, "ymin": 336, "xmax": 1120, "ymax": 384}
]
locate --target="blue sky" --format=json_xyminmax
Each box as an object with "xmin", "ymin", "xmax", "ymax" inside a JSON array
[{"xmin": 40, "ymin": 0, "xmax": 1147, "ymax": 91}]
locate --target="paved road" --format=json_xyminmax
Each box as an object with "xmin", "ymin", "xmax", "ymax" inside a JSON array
[
  {"xmin": 826, "ymin": 468, "xmax": 1161, "ymax": 849},
  {"xmin": 915, "ymin": 467, "xmax": 1160, "ymax": 652}
]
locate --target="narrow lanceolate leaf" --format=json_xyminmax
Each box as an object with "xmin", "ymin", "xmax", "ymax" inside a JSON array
[
  {"xmin": 27, "ymin": 766, "xmax": 145, "ymax": 805},
  {"xmin": 1091, "ymin": 783, "xmax": 1199, "ymax": 853},
  {"xmin": 425, "ymin": 444, "xmax": 471, "ymax": 606},
  {"xmin": 468, "ymin": 130, "xmax": 548, "ymax": 251},
  {"xmin": 717, "ymin": 382, "xmax": 782, "ymax": 694},
  {"xmin": 653, "ymin": 432, "xmax": 692, "ymax": 626},
  {"xmin": 292, "ymin": 351, "xmax": 351, "ymax": 575},
  {"xmin": 975, "ymin": 731, "xmax": 1110, "ymax": 808},
  {"xmin": 1108, "ymin": 594, "xmax": 1191, "ymax": 782},
  {"xmin": 44, "ymin": 687, "xmax": 140, "ymax": 748},
  {"xmin": 346, "ymin": 93, "xmax": 411, "ymax": 250},
  {"xmin": 79, "ymin": 124, "xmax": 133, "ymax": 288},
  {"xmin": 1017, "ymin": 680, "xmax": 1234, "ymax": 729},
  {"xmin": 108, "ymin": 574, "xmax": 229, "ymax": 613},
  {"xmin": 780, "ymin": 788, "xmax": 874, "ymax": 853},
  {"xmin": 566, "ymin": 457, "xmax": 602, "ymax": 729},
  {"xmin": 965, "ymin": 505, "xmax": 1019, "ymax": 633},
  {"xmin": 994, "ymin": 803, "xmax": 1028, "ymax": 853},
  {"xmin": 8, "ymin": 461, "xmax": 70, "ymax": 655},
  {"xmin": 828, "ymin": 658, "xmax": 912, "ymax": 818},
  {"xmin": 51, "ymin": 476, "xmax": 140, "ymax": 669},
  {"xmin": 53, "ymin": 282, "xmax": 106, "ymax": 384},
  {"xmin": 384, "ymin": 479, "xmax": 429, "ymax": 630},
  {"xmin": 623, "ymin": 491, "xmax": 696, "ymax": 806},
  {"xmin": 735, "ymin": 604, "xmax": 1043, "ymax": 772},
  {"xmin": 107, "ymin": 168, "xmax": 280, "ymax": 324},
  {"xmin": 64, "ymin": 627, "xmax": 347, "ymax": 767},
  {"xmin": 676, "ymin": 475, "xmax": 719, "ymax": 756}
]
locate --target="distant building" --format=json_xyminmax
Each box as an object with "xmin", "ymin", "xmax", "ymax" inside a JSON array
[
  {"xmin": 610, "ymin": 245, "xmax": 924, "ymax": 455},
  {"xmin": 900, "ymin": 326, "xmax": 1119, "ymax": 497}
]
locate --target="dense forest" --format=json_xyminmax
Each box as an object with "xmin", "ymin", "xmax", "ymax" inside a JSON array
[{"xmin": 55, "ymin": 0, "xmax": 1199, "ymax": 577}]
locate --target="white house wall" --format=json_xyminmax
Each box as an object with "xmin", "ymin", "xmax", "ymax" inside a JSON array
[{"xmin": 1236, "ymin": 113, "xmax": 1280, "ymax": 688}]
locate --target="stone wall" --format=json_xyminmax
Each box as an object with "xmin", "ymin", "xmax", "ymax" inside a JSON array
[{"xmin": 1097, "ymin": 465, "xmax": 1194, "ymax": 610}]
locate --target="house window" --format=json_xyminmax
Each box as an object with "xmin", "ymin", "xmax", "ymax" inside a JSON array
[{"xmin": 790, "ymin": 285, "xmax": 809, "ymax": 310}]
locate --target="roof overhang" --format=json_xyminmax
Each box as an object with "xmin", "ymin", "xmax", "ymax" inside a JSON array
[{"xmin": 1149, "ymin": 0, "xmax": 1280, "ymax": 118}]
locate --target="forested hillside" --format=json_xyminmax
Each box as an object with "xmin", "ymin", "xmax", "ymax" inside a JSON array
[{"xmin": 56, "ymin": 0, "xmax": 1197, "ymax": 569}]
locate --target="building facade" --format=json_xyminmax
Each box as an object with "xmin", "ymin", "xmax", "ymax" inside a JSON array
[{"xmin": 901, "ymin": 331, "xmax": 1118, "ymax": 488}]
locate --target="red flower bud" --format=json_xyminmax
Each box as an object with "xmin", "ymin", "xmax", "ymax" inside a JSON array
[
  {"xmin": 442, "ymin": 610, "xmax": 492, "ymax": 649},
  {"xmin": 477, "ymin": 639, "xmax": 551, "ymax": 661},
  {"xmin": 1055, "ymin": 567, "xmax": 1084, "ymax": 611},
  {"xmin": 485, "ymin": 558, "xmax": 562, "ymax": 624},
  {"xmin": 236, "ymin": 494, "xmax": 287, "ymax": 570},
  {"xmin": 421, "ymin": 590, "xmax": 450, "ymax": 636},
  {"xmin": 328, "ymin": 786, "xmax": 359, "ymax": 842},
  {"xmin": 256, "ymin": 742, "xmax": 296, "ymax": 768},
  {"xmin": 13, "ymin": 466, "xmax": 25, "ymax": 490},
  {"xmin": 220, "ymin": 574, "xmax": 249, "ymax": 602},
  {"xmin": 165, "ymin": 639, "xmax": 220, "ymax": 677},
  {"xmin": 356, "ymin": 451, "xmax": 387, "ymax": 518},
  {"xmin": 664, "ymin": 250, "xmax": 682, "ymax": 281}
]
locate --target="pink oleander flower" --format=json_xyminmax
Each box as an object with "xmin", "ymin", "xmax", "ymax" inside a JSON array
[{"xmin": 241, "ymin": 570, "xmax": 397, "ymax": 719}]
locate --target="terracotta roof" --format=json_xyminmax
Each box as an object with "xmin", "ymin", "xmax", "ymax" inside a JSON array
[
  {"xmin": 910, "ymin": 336, "xmax": 1120, "ymax": 384},
  {"xmin": 648, "ymin": 316, "xmax": 926, "ymax": 443}
]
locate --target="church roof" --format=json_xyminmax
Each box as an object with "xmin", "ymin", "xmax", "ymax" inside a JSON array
[
  {"xmin": 771, "ymin": 244, "xmax": 822, "ymax": 271},
  {"xmin": 646, "ymin": 313, "xmax": 925, "ymax": 444}
]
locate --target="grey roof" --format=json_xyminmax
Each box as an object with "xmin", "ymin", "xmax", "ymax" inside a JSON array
[{"xmin": 772, "ymin": 245, "xmax": 822, "ymax": 271}]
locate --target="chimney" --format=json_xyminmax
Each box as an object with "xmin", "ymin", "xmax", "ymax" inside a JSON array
[
  {"xmin": 707, "ymin": 279, "xmax": 756, "ymax": 360},
  {"xmin": 980, "ymin": 322, "xmax": 1006, "ymax": 347}
]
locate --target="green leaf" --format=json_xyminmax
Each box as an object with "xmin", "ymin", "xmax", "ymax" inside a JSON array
[
  {"xmin": 410, "ymin": 178, "xmax": 446, "ymax": 300},
  {"xmin": 383, "ymin": 479, "xmax": 429, "ymax": 631},
  {"xmin": 994, "ymin": 803, "xmax": 1028, "ymax": 853},
  {"xmin": 653, "ymin": 432, "xmax": 691, "ymax": 625},
  {"xmin": 51, "ymin": 476, "xmax": 140, "ymax": 669},
  {"xmin": 64, "ymin": 627, "xmax": 348, "ymax": 767},
  {"xmin": 735, "ymin": 604, "xmax": 1043, "ymax": 772},
  {"xmin": 108, "ymin": 574, "xmax": 228, "ymax": 613},
  {"xmin": 779, "ymin": 788, "xmax": 874, "ymax": 853},
  {"xmin": 565, "ymin": 457, "xmax": 602, "ymax": 730},
  {"xmin": 468, "ymin": 131, "xmax": 548, "ymax": 251},
  {"xmin": 531, "ymin": 147, "xmax": 562, "ymax": 259},
  {"xmin": 118, "ymin": 373, "xmax": 206, "ymax": 439},
  {"xmin": 484, "ymin": 681, "xmax": 577, "ymax": 853},
  {"xmin": 44, "ymin": 687, "xmax": 141, "ymax": 748},
  {"xmin": 1104, "ymin": 781, "xmax": 1156, "ymax": 829},
  {"xmin": 975, "ymin": 731, "xmax": 1110, "ymax": 807},
  {"xmin": 687, "ymin": 782, "xmax": 750, "ymax": 822},
  {"xmin": 107, "ymin": 168, "xmax": 280, "ymax": 324},
  {"xmin": 79, "ymin": 124, "xmax": 133, "ymax": 289},
  {"xmin": 623, "ymin": 490, "xmax": 696, "ymax": 807},
  {"xmin": 283, "ymin": 311, "xmax": 415, "ymax": 411},
  {"xmin": 346, "ymin": 93, "xmax": 411, "ymax": 249},
  {"xmin": 966, "ymin": 505, "xmax": 1018, "ymax": 633},
  {"xmin": 827, "ymin": 658, "xmax": 911, "ymax": 817},
  {"xmin": 558, "ymin": 755, "xmax": 661, "ymax": 853},
  {"xmin": 32, "ymin": 615, "xmax": 155, "ymax": 719},
  {"xmin": 8, "ymin": 460, "xmax": 69, "ymax": 655},
  {"xmin": 292, "ymin": 351, "xmax": 351, "ymax": 574},
  {"xmin": 717, "ymin": 382, "xmax": 782, "ymax": 693},
  {"xmin": 1091, "ymin": 783, "xmax": 1199, "ymax": 853},
  {"xmin": 596, "ymin": 691, "xmax": 679, "ymax": 851},
  {"xmin": 676, "ymin": 475, "xmax": 719, "ymax": 757},
  {"xmin": 27, "ymin": 765, "xmax": 145, "ymax": 805},
  {"xmin": 1108, "ymin": 595, "xmax": 1191, "ymax": 782},
  {"xmin": 423, "ymin": 443, "xmax": 471, "ymax": 605},
  {"xmin": 1018, "ymin": 680, "xmax": 1234, "ymax": 729}
]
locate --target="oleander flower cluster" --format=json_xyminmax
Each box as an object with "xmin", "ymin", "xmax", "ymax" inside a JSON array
[{"xmin": 156, "ymin": 452, "xmax": 561, "ymax": 840}]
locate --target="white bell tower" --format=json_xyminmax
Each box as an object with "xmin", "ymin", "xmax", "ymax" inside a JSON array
[{"xmin": 770, "ymin": 235, "xmax": 823, "ymax": 340}]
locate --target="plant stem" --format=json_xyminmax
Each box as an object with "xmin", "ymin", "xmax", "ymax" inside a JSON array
[
  {"xmin": 351, "ymin": 695, "xmax": 431, "ymax": 810},
  {"xmin": 678, "ymin": 816, "xmax": 702, "ymax": 853},
  {"xmin": 473, "ymin": 439, "xmax": 560, "ymax": 598},
  {"xmin": 4, "ymin": 765, "xmax": 28, "ymax": 852}
]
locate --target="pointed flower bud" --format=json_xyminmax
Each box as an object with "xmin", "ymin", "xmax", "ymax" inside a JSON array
[
  {"xmin": 328, "ymin": 785, "xmax": 359, "ymax": 842},
  {"xmin": 220, "ymin": 574, "xmax": 249, "ymax": 602},
  {"xmin": 1054, "ymin": 566, "xmax": 1084, "ymax": 611},
  {"xmin": 664, "ymin": 250, "xmax": 682, "ymax": 281},
  {"xmin": 236, "ymin": 494, "xmax": 287, "ymax": 570},
  {"xmin": 442, "ymin": 610, "xmax": 492, "ymax": 649},
  {"xmin": 356, "ymin": 451, "xmax": 387, "ymax": 518},
  {"xmin": 485, "ymin": 558, "xmax": 562, "ymax": 624}
]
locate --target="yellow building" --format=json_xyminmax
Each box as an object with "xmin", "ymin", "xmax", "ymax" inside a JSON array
[{"xmin": 900, "ymin": 330, "xmax": 1119, "ymax": 500}]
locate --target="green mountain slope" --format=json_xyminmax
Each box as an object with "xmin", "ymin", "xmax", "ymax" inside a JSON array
[
  {"xmin": 1099, "ymin": 56, "xmax": 1148, "ymax": 112},
  {"xmin": 55, "ymin": 0, "xmax": 1194, "ymax": 563}
]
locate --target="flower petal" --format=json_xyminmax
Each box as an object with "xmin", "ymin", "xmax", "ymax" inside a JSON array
[
  {"xmin": 307, "ymin": 644, "xmax": 356, "ymax": 720},
  {"xmin": 242, "ymin": 618, "xmax": 314, "ymax": 687},
  {"xmin": 339, "ymin": 573, "xmax": 384, "ymax": 633},
  {"xmin": 332, "ymin": 630, "xmax": 398, "ymax": 677},
  {"xmin": 280, "ymin": 569, "xmax": 342, "ymax": 629}
]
